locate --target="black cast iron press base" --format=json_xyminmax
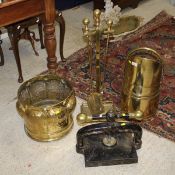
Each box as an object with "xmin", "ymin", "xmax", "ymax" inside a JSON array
[{"xmin": 76, "ymin": 122, "xmax": 142, "ymax": 167}]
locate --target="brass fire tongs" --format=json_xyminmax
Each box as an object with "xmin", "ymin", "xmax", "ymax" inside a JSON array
[
  {"xmin": 102, "ymin": 19, "xmax": 114, "ymax": 92},
  {"xmin": 82, "ymin": 18, "xmax": 93, "ymax": 92}
]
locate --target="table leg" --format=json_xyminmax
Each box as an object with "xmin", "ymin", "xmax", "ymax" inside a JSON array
[
  {"xmin": 43, "ymin": 0, "xmax": 58, "ymax": 73},
  {"xmin": 7, "ymin": 27, "xmax": 23, "ymax": 83},
  {"xmin": 56, "ymin": 11, "xmax": 66, "ymax": 62},
  {"xmin": 0, "ymin": 40, "xmax": 4, "ymax": 66}
]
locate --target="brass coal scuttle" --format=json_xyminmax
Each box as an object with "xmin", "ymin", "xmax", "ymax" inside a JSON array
[
  {"xmin": 121, "ymin": 47, "xmax": 163, "ymax": 120},
  {"xmin": 16, "ymin": 74, "xmax": 76, "ymax": 141}
]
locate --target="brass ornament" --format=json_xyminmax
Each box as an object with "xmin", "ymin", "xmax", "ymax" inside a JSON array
[{"xmin": 16, "ymin": 74, "xmax": 76, "ymax": 141}]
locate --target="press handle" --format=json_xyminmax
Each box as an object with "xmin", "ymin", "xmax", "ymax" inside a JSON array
[{"xmin": 76, "ymin": 111, "xmax": 143, "ymax": 125}]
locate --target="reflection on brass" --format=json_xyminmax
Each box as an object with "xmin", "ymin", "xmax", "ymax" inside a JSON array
[
  {"xmin": 87, "ymin": 92, "xmax": 104, "ymax": 114},
  {"xmin": 121, "ymin": 47, "xmax": 163, "ymax": 120},
  {"xmin": 16, "ymin": 74, "xmax": 76, "ymax": 141},
  {"xmin": 81, "ymin": 101, "xmax": 114, "ymax": 116}
]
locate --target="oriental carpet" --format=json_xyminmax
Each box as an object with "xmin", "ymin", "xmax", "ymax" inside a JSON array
[{"xmin": 55, "ymin": 11, "xmax": 175, "ymax": 142}]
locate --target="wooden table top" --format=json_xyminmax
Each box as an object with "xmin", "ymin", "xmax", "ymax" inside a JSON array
[
  {"xmin": 0, "ymin": 0, "xmax": 28, "ymax": 8},
  {"xmin": 0, "ymin": 0, "xmax": 45, "ymax": 27}
]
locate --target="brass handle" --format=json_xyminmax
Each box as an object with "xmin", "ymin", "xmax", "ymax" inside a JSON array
[
  {"xmin": 82, "ymin": 18, "xmax": 90, "ymax": 36},
  {"xmin": 65, "ymin": 94, "xmax": 76, "ymax": 112},
  {"xmin": 127, "ymin": 47, "xmax": 162, "ymax": 62},
  {"xmin": 76, "ymin": 111, "xmax": 143, "ymax": 125},
  {"xmin": 16, "ymin": 101, "xmax": 25, "ymax": 118},
  {"xmin": 93, "ymin": 9, "xmax": 101, "ymax": 29}
]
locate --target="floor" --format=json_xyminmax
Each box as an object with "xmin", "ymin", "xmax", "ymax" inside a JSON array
[{"xmin": 0, "ymin": 0, "xmax": 175, "ymax": 175}]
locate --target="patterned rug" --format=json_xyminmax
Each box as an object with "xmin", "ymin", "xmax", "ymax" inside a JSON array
[{"xmin": 55, "ymin": 11, "xmax": 175, "ymax": 142}]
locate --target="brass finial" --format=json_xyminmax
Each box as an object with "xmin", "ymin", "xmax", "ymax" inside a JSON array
[
  {"xmin": 93, "ymin": 9, "xmax": 101, "ymax": 28},
  {"xmin": 93, "ymin": 9, "xmax": 101, "ymax": 17},
  {"xmin": 131, "ymin": 110, "xmax": 143, "ymax": 121},
  {"xmin": 103, "ymin": 19, "xmax": 114, "ymax": 35},
  {"xmin": 82, "ymin": 18, "xmax": 90, "ymax": 35},
  {"xmin": 76, "ymin": 113, "xmax": 91, "ymax": 125},
  {"xmin": 107, "ymin": 19, "xmax": 113, "ymax": 31}
]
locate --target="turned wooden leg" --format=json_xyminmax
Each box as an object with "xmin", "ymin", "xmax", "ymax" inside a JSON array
[
  {"xmin": 0, "ymin": 39, "xmax": 4, "ymax": 66},
  {"xmin": 38, "ymin": 21, "xmax": 45, "ymax": 49},
  {"xmin": 56, "ymin": 11, "xmax": 65, "ymax": 62},
  {"xmin": 7, "ymin": 27, "xmax": 23, "ymax": 83},
  {"xmin": 43, "ymin": 0, "xmax": 58, "ymax": 72}
]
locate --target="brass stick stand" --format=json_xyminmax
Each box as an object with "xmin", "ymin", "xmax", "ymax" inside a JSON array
[{"xmin": 78, "ymin": 9, "xmax": 115, "ymax": 121}]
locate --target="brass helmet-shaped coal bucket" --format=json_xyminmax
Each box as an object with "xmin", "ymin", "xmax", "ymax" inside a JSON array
[
  {"xmin": 121, "ymin": 47, "xmax": 163, "ymax": 121},
  {"xmin": 16, "ymin": 74, "xmax": 76, "ymax": 141}
]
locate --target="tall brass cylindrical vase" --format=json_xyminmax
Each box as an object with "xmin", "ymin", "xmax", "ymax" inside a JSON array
[{"xmin": 121, "ymin": 48, "xmax": 163, "ymax": 120}]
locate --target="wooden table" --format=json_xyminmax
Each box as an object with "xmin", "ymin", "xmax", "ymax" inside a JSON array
[{"xmin": 0, "ymin": 0, "xmax": 58, "ymax": 75}]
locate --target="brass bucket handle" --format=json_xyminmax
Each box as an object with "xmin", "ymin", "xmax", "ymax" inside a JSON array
[{"xmin": 127, "ymin": 47, "xmax": 162, "ymax": 63}]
